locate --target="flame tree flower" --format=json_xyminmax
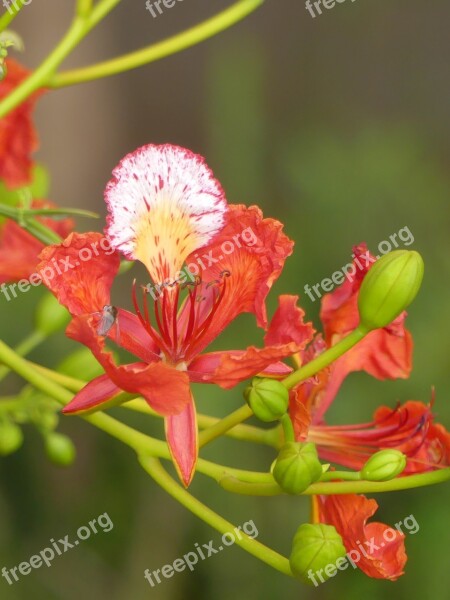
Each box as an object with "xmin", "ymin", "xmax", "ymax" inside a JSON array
[
  {"xmin": 38, "ymin": 144, "xmax": 314, "ymax": 486},
  {"xmin": 0, "ymin": 59, "xmax": 41, "ymax": 189}
]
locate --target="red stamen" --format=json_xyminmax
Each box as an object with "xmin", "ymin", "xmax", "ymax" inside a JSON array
[{"xmin": 132, "ymin": 280, "xmax": 166, "ymax": 352}]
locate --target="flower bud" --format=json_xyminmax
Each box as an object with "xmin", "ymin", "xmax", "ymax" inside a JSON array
[
  {"xmin": 290, "ymin": 523, "xmax": 347, "ymax": 585},
  {"xmin": 45, "ymin": 433, "xmax": 76, "ymax": 467},
  {"xmin": 361, "ymin": 449, "xmax": 406, "ymax": 481},
  {"xmin": 244, "ymin": 378, "xmax": 289, "ymax": 422},
  {"xmin": 358, "ymin": 250, "xmax": 424, "ymax": 331},
  {"xmin": 273, "ymin": 442, "xmax": 323, "ymax": 494},
  {"xmin": 0, "ymin": 421, "xmax": 23, "ymax": 456},
  {"xmin": 35, "ymin": 293, "xmax": 70, "ymax": 336}
]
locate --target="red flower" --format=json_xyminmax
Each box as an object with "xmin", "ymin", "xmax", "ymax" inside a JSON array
[
  {"xmin": 286, "ymin": 244, "xmax": 448, "ymax": 580},
  {"xmin": 0, "ymin": 200, "xmax": 73, "ymax": 284},
  {"xmin": 38, "ymin": 144, "xmax": 314, "ymax": 486},
  {"xmin": 0, "ymin": 59, "xmax": 41, "ymax": 189}
]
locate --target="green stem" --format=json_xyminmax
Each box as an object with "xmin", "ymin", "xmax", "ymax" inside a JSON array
[
  {"xmin": 219, "ymin": 468, "xmax": 450, "ymax": 496},
  {"xmin": 21, "ymin": 208, "xmax": 99, "ymax": 219},
  {"xmin": 280, "ymin": 413, "xmax": 295, "ymax": 443},
  {"xmin": 0, "ymin": 0, "xmax": 25, "ymax": 33},
  {"xmin": 319, "ymin": 470, "xmax": 361, "ymax": 482},
  {"xmin": 51, "ymin": 0, "xmax": 265, "ymax": 88},
  {"xmin": 139, "ymin": 455, "xmax": 293, "ymax": 577},
  {"xmin": 282, "ymin": 326, "xmax": 367, "ymax": 389},
  {"xmin": 76, "ymin": 0, "xmax": 93, "ymax": 18},
  {"xmin": 11, "ymin": 361, "xmax": 280, "ymax": 448},
  {"xmin": 1, "ymin": 340, "xmax": 448, "ymax": 499},
  {"xmin": 0, "ymin": 0, "xmax": 122, "ymax": 118},
  {"xmin": 198, "ymin": 404, "xmax": 253, "ymax": 447},
  {"xmin": 0, "ymin": 330, "xmax": 46, "ymax": 382},
  {"xmin": 125, "ymin": 398, "xmax": 280, "ymax": 447},
  {"xmin": 0, "ymin": 204, "xmax": 62, "ymax": 244}
]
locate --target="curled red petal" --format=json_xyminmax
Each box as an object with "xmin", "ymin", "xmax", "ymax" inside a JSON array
[
  {"xmin": 319, "ymin": 494, "xmax": 407, "ymax": 580},
  {"xmin": 374, "ymin": 400, "xmax": 450, "ymax": 472},
  {"xmin": 37, "ymin": 232, "xmax": 120, "ymax": 315},
  {"xmin": 165, "ymin": 396, "xmax": 198, "ymax": 487}
]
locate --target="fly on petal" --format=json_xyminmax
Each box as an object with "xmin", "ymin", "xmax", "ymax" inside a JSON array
[{"xmin": 96, "ymin": 305, "xmax": 118, "ymax": 336}]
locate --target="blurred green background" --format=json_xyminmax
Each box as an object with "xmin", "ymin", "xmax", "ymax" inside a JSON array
[{"xmin": 1, "ymin": 1, "xmax": 449, "ymax": 599}]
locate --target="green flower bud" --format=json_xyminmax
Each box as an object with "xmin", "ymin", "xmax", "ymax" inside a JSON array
[
  {"xmin": 35, "ymin": 293, "xmax": 70, "ymax": 336},
  {"xmin": 244, "ymin": 378, "xmax": 289, "ymax": 422},
  {"xmin": 45, "ymin": 433, "xmax": 76, "ymax": 467},
  {"xmin": 273, "ymin": 442, "xmax": 323, "ymax": 494},
  {"xmin": 358, "ymin": 250, "xmax": 424, "ymax": 331},
  {"xmin": 0, "ymin": 421, "xmax": 23, "ymax": 456},
  {"xmin": 290, "ymin": 523, "xmax": 347, "ymax": 585},
  {"xmin": 361, "ymin": 449, "xmax": 406, "ymax": 481}
]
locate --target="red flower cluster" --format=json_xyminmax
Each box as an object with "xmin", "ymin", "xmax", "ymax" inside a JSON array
[
  {"xmin": 286, "ymin": 244, "xmax": 450, "ymax": 579},
  {"xmin": 36, "ymin": 144, "xmax": 449, "ymax": 583}
]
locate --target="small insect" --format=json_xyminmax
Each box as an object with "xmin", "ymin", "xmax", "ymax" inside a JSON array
[{"xmin": 95, "ymin": 305, "xmax": 119, "ymax": 339}]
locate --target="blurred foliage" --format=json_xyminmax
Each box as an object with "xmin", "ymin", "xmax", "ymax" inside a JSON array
[{"xmin": 1, "ymin": 4, "xmax": 449, "ymax": 600}]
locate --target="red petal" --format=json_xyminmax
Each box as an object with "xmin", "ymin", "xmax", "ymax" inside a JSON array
[
  {"xmin": 37, "ymin": 232, "xmax": 120, "ymax": 315},
  {"xmin": 183, "ymin": 204, "xmax": 294, "ymax": 356},
  {"xmin": 67, "ymin": 315, "xmax": 190, "ymax": 416},
  {"xmin": 188, "ymin": 349, "xmax": 292, "ymax": 387},
  {"xmin": 63, "ymin": 374, "xmax": 121, "ymax": 413},
  {"xmin": 115, "ymin": 308, "xmax": 160, "ymax": 363},
  {"xmin": 165, "ymin": 396, "xmax": 198, "ymax": 486},
  {"xmin": 0, "ymin": 59, "xmax": 43, "ymax": 188},
  {"xmin": 374, "ymin": 400, "xmax": 450, "ymax": 472},
  {"xmin": 264, "ymin": 295, "xmax": 315, "ymax": 347},
  {"xmin": 319, "ymin": 494, "xmax": 407, "ymax": 580},
  {"xmin": 0, "ymin": 200, "xmax": 73, "ymax": 284},
  {"xmin": 289, "ymin": 386, "xmax": 312, "ymax": 441}
]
